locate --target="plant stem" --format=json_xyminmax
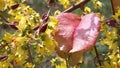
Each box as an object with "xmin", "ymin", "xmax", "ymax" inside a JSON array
[
  {"xmin": 63, "ymin": 0, "xmax": 90, "ymax": 13},
  {"xmin": 94, "ymin": 46, "xmax": 102, "ymax": 66}
]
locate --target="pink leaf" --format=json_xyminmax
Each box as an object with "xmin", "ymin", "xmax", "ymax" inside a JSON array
[
  {"xmin": 54, "ymin": 13, "xmax": 81, "ymax": 52},
  {"xmin": 70, "ymin": 13, "xmax": 100, "ymax": 52},
  {"xmin": 54, "ymin": 13, "xmax": 100, "ymax": 65}
]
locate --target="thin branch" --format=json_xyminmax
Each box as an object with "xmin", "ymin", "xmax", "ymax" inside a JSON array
[
  {"xmin": 0, "ymin": 43, "xmax": 8, "ymax": 50},
  {"xmin": 0, "ymin": 15, "xmax": 10, "ymax": 23},
  {"xmin": 118, "ymin": 45, "xmax": 120, "ymax": 55},
  {"xmin": 63, "ymin": 0, "xmax": 90, "ymax": 13},
  {"xmin": 65, "ymin": 55, "xmax": 73, "ymax": 68},
  {"xmin": 94, "ymin": 46, "xmax": 102, "ymax": 66},
  {"xmin": 110, "ymin": 0, "xmax": 115, "ymax": 15},
  {"xmin": 11, "ymin": 60, "xmax": 16, "ymax": 68},
  {"xmin": 27, "ymin": 43, "xmax": 33, "ymax": 63},
  {"xmin": 65, "ymin": 57, "xmax": 70, "ymax": 68},
  {"xmin": 117, "ymin": 36, "xmax": 120, "ymax": 55}
]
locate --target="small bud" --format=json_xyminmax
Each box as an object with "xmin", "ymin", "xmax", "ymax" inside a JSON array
[
  {"xmin": 106, "ymin": 19, "xmax": 118, "ymax": 27},
  {"xmin": 39, "ymin": 23, "xmax": 48, "ymax": 33},
  {"xmin": 10, "ymin": 3, "xmax": 19, "ymax": 10},
  {"xmin": 0, "ymin": 56, "xmax": 8, "ymax": 61},
  {"xmin": 41, "ymin": 13, "xmax": 49, "ymax": 23},
  {"xmin": 118, "ymin": 16, "xmax": 120, "ymax": 20},
  {"xmin": 11, "ymin": 21, "xmax": 19, "ymax": 26},
  {"xmin": 10, "ymin": 21, "xmax": 19, "ymax": 30}
]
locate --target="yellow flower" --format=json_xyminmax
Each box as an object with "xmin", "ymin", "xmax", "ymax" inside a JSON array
[
  {"xmin": 17, "ymin": 17, "xmax": 27, "ymax": 30},
  {"xmin": 84, "ymin": 6, "xmax": 91, "ymax": 13},
  {"xmin": 54, "ymin": 10, "xmax": 61, "ymax": 16},
  {"xmin": 4, "ymin": 32, "xmax": 13, "ymax": 43},
  {"xmin": 58, "ymin": 0, "xmax": 70, "ymax": 9},
  {"xmin": 0, "ymin": 0, "xmax": 5, "ymax": 10},
  {"xmin": 46, "ymin": 16, "xmax": 58, "ymax": 35},
  {"xmin": 94, "ymin": 1, "xmax": 102, "ymax": 9},
  {"xmin": 24, "ymin": 62, "xmax": 35, "ymax": 68},
  {"xmin": 113, "ymin": 7, "xmax": 120, "ymax": 21},
  {"xmin": 51, "ymin": 57, "xmax": 67, "ymax": 68}
]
